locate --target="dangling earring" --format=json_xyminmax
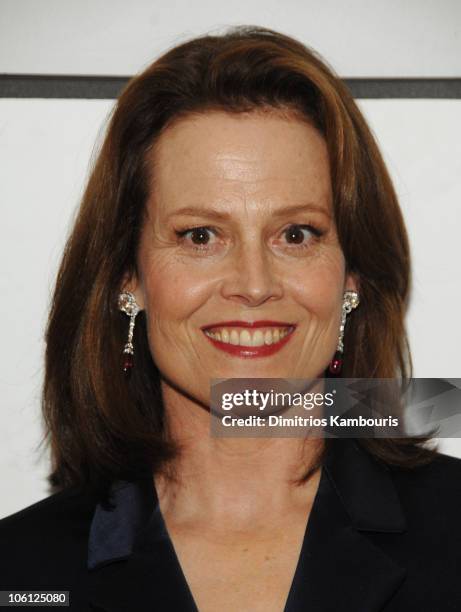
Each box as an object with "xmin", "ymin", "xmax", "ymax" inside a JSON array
[
  {"xmin": 118, "ymin": 291, "xmax": 141, "ymax": 378},
  {"xmin": 329, "ymin": 290, "xmax": 360, "ymax": 376}
]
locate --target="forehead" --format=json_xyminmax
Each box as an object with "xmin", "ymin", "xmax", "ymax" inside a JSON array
[{"xmin": 146, "ymin": 110, "xmax": 331, "ymax": 216}]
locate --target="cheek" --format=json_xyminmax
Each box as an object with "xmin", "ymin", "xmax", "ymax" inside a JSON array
[
  {"xmin": 288, "ymin": 251, "xmax": 345, "ymax": 317},
  {"xmin": 140, "ymin": 254, "xmax": 211, "ymax": 324}
]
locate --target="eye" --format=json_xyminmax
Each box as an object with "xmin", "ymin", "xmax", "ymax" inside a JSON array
[
  {"xmin": 175, "ymin": 226, "xmax": 218, "ymax": 251},
  {"xmin": 282, "ymin": 224, "xmax": 323, "ymax": 248}
]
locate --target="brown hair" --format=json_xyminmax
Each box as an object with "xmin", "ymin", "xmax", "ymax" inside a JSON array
[{"xmin": 43, "ymin": 25, "xmax": 437, "ymax": 492}]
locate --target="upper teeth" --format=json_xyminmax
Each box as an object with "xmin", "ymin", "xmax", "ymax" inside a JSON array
[{"xmin": 204, "ymin": 327, "xmax": 292, "ymax": 347}]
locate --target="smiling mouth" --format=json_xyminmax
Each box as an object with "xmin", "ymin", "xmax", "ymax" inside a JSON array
[{"xmin": 202, "ymin": 325, "xmax": 296, "ymax": 358}]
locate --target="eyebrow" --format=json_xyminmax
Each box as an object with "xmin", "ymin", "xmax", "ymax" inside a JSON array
[{"xmin": 168, "ymin": 202, "xmax": 331, "ymax": 220}]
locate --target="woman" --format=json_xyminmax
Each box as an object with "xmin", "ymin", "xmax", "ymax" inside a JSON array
[{"xmin": 1, "ymin": 25, "xmax": 460, "ymax": 612}]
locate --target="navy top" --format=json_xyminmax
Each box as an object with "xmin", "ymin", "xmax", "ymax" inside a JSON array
[{"xmin": 1, "ymin": 439, "xmax": 461, "ymax": 611}]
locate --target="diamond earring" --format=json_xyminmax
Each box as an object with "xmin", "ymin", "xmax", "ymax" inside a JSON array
[
  {"xmin": 118, "ymin": 291, "xmax": 141, "ymax": 378},
  {"xmin": 328, "ymin": 290, "xmax": 360, "ymax": 376}
]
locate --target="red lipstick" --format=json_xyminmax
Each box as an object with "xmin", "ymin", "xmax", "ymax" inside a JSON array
[{"xmin": 201, "ymin": 320, "xmax": 295, "ymax": 330}]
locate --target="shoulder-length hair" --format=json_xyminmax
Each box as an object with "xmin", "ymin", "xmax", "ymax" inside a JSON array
[{"xmin": 43, "ymin": 25, "xmax": 436, "ymax": 491}]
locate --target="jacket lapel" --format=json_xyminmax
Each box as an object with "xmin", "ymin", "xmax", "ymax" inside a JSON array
[
  {"xmin": 285, "ymin": 439, "xmax": 407, "ymax": 611},
  {"xmin": 87, "ymin": 477, "xmax": 198, "ymax": 612}
]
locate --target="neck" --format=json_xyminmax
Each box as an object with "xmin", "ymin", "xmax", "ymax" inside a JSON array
[{"xmin": 154, "ymin": 381, "xmax": 324, "ymax": 527}]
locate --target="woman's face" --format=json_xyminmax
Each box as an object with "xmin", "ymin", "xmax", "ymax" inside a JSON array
[{"xmin": 126, "ymin": 110, "xmax": 358, "ymax": 407}]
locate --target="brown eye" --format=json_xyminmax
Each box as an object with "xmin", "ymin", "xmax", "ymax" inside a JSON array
[
  {"xmin": 175, "ymin": 226, "xmax": 217, "ymax": 250},
  {"xmin": 285, "ymin": 224, "xmax": 308, "ymax": 244},
  {"xmin": 189, "ymin": 227, "xmax": 211, "ymax": 244}
]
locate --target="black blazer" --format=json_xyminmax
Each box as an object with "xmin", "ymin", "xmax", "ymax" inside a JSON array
[{"xmin": 1, "ymin": 439, "xmax": 461, "ymax": 611}]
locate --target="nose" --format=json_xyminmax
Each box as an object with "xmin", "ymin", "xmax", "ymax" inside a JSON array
[{"xmin": 220, "ymin": 238, "xmax": 283, "ymax": 307}]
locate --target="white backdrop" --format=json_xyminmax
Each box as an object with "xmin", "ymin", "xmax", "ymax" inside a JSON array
[
  {"xmin": 1, "ymin": 0, "xmax": 460, "ymax": 519},
  {"xmin": 1, "ymin": 0, "xmax": 460, "ymax": 77}
]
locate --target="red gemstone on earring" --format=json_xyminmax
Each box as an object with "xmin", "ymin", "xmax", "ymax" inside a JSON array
[
  {"xmin": 123, "ymin": 353, "xmax": 133, "ymax": 378},
  {"xmin": 329, "ymin": 351, "xmax": 343, "ymax": 375}
]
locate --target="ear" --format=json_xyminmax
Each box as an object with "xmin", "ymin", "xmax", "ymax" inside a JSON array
[
  {"xmin": 345, "ymin": 271, "xmax": 360, "ymax": 295},
  {"xmin": 120, "ymin": 270, "xmax": 145, "ymax": 310}
]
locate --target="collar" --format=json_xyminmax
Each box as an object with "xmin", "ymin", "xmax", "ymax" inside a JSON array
[
  {"xmin": 87, "ymin": 475, "xmax": 159, "ymax": 570},
  {"xmin": 323, "ymin": 438, "xmax": 406, "ymax": 533},
  {"xmin": 87, "ymin": 439, "xmax": 407, "ymax": 612}
]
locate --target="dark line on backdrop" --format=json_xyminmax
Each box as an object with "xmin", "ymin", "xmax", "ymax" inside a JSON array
[
  {"xmin": 347, "ymin": 78, "xmax": 461, "ymax": 99},
  {"xmin": 0, "ymin": 74, "xmax": 461, "ymax": 99},
  {"xmin": 0, "ymin": 75, "xmax": 128, "ymax": 99}
]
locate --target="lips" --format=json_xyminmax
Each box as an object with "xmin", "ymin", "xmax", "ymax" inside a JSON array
[
  {"xmin": 200, "ymin": 320, "xmax": 297, "ymax": 358},
  {"xmin": 201, "ymin": 320, "xmax": 295, "ymax": 330}
]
